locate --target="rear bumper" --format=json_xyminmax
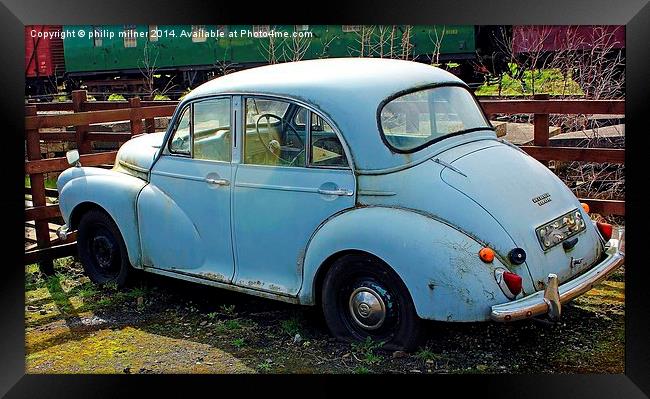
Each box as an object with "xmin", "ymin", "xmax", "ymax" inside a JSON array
[{"xmin": 490, "ymin": 237, "xmax": 624, "ymax": 322}]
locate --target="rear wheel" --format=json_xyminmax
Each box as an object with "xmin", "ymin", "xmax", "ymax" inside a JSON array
[
  {"xmin": 321, "ymin": 254, "xmax": 423, "ymax": 351},
  {"xmin": 77, "ymin": 209, "xmax": 131, "ymax": 287}
]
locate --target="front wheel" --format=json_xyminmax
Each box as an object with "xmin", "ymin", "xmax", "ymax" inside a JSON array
[
  {"xmin": 77, "ymin": 209, "xmax": 131, "ymax": 287},
  {"xmin": 321, "ymin": 254, "xmax": 423, "ymax": 351}
]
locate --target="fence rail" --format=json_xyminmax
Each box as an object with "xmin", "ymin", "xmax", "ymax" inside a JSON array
[{"xmin": 24, "ymin": 91, "xmax": 625, "ymax": 271}]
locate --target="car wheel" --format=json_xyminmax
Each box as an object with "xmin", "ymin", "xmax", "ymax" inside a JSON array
[
  {"xmin": 321, "ymin": 254, "xmax": 423, "ymax": 351},
  {"xmin": 77, "ymin": 209, "xmax": 131, "ymax": 287}
]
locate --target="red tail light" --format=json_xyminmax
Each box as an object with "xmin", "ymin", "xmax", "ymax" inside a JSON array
[
  {"xmin": 596, "ymin": 221, "xmax": 613, "ymax": 241},
  {"xmin": 503, "ymin": 272, "xmax": 523, "ymax": 296}
]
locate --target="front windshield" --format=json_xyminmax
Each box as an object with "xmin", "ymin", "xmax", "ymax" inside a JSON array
[{"xmin": 379, "ymin": 85, "xmax": 491, "ymax": 152}]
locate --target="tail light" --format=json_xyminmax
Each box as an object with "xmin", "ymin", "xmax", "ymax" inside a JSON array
[
  {"xmin": 503, "ymin": 272, "xmax": 523, "ymax": 296},
  {"xmin": 596, "ymin": 221, "xmax": 613, "ymax": 241},
  {"xmin": 495, "ymin": 269, "xmax": 523, "ymax": 299}
]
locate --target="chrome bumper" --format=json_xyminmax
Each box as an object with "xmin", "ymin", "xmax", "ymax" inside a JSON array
[{"xmin": 490, "ymin": 237, "xmax": 624, "ymax": 322}]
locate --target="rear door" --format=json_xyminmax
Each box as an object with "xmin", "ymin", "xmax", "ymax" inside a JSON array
[{"xmin": 232, "ymin": 97, "xmax": 355, "ymax": 296}]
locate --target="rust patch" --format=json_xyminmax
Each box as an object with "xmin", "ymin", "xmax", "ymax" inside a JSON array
[{"xmin": 198, "ymin": 272, "xmax": 228, "ymax": 283}]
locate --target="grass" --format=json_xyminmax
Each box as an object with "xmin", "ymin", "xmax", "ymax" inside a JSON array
[
  {"xmin": 25, "ymin": 175, "xmax": 58, "ymax": 190},
  {"xmin": 475, "ymin": 65, "xmax": 584, "ymax": 97},
  {"xmin": 107, "ymin": 93, "xmax": 127, "ymax": 101}
]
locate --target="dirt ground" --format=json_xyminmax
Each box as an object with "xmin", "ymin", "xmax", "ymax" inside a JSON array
[{"xmin": 25, "ymin": 258, "xmax": 625, "ymax": 374}]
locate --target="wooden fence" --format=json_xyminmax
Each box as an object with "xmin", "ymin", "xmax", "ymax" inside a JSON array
[
  {"xmin": 24, "ymin": 90, "xmax": 177, "ymax": 272},
  {"xmin": 24, "ymin": 91, "xmax": 625, "ymax": 272}
]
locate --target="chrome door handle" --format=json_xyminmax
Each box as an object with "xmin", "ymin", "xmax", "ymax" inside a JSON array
[
  {"xmin": 317, "ymin": 188, "xmax": 353, "ymax": 196},
  {"xmin": 205, "ymin": 178, "xmax": 230, "ymax": 186}
]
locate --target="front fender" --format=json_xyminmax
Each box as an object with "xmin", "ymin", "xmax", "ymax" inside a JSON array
[
  {"xmin": 57, "ymin": 167, "xmax": 147, "ymax": 267},
  {"xmin": 299, "ymin": 206, "xmax": 511, "ymax": 321}
]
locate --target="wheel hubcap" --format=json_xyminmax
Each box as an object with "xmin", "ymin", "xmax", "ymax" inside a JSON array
[{"xmin": 348, "ymin": 287, "xmax": 387, "ymax": 330}]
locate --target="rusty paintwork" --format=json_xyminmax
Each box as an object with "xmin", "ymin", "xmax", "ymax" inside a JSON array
[{"xmin": 57, "ymin": 58, "xmax": 623, "ymax": 322}]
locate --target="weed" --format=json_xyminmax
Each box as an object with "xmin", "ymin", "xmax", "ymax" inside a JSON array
[
  {"xmin": 207, "ymin": 312, "xmax": 218, "ymax": 321},
  {"xmin": 257, "ymin": 360, "xmax": 272, "ymax": 372},
  {"xmin": 353, "ymin": 366, "xmax": 371, "ymax": 374},
  {"xmin": 351, "ymin": 337, "xmax": 384, "ymax": 365},
  {"xmin": 231, "ymin": 338, "xmax": 245, "ymax": 349},
  {"xmin": 280, "ymin": 317, "xmax": 302, "ymax": 337},
  {"xmin": 224, "ymin": 320, "xmax": 241, "ymax": 330},
  {"xmin": 219, "ymin": 304, "xmax": 236, "ymax": 316}
]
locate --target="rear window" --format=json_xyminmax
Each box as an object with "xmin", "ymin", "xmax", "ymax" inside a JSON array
[{"xmin": 379, "ymin": 85, "xmax": 491, "ymax": 152}]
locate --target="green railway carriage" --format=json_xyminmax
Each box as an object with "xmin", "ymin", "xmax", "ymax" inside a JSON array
[{"xmin": 60, "ymin": 25, "xmax": 476, "ymax": 95}]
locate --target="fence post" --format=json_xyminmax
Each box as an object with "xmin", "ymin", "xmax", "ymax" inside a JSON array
[
  {"xmin": 533, "ymin": 93, "xmax": 550, "ymax": 166},
  {"xmin": 25, "ymin": 105, "xmax": 54, "ymax": 275},
  {"xmin": 72, "ymin": 90, "xmax": 92, "ymax": 154},
  {"xmin": 144, "ymin": 95, "xmax": 156, "ymax": 133},
  {"xmin": 129, "ymin": 97, "xmax": 144, "ymax": 137}
]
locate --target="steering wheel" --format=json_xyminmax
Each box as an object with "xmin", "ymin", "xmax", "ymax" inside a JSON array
[{"xmin": 254, "ymin": 113, "xmax": 305, "ymax": 166}]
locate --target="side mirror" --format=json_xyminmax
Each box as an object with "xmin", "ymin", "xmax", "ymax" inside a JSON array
[{"xmin": 66, "ymin": 149, "xmax": 80, "ymax": 167}]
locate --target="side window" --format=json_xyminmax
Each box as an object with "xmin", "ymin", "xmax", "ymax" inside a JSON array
[
  {"xmin": 244, "ymin": 98, "xmax": 305, "ymax": 167},
  {"xmin": 310, "ymin": 113, "xmax": 348, "ymax": 167},
  {"xmin": 193, "ymin": 98, "xmax": 232, "ymax": 162},
  {"xmin": 169, "ymin": 106, "xmax": 191, "ymax": 155}
]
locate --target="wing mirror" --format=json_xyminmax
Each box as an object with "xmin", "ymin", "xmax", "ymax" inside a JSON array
[{"xmin": 66, "ymin": 149, "xmax": 81, "ymax": 167}]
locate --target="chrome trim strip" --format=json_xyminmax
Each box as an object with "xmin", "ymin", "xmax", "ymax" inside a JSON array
[
  {"xmin": 235, "ymin": 182, "xmax": 320, "ymax": 193},
  {"xmin": 118, "ymin": 159, "xmax": 150, "ymax": 173}
]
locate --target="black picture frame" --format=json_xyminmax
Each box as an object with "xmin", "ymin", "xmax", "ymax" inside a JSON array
[{"xmin": 1, "ymin": 0, "xmax": 649, "ymax": 397}]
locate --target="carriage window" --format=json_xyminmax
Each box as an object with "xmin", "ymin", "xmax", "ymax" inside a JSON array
[
  {"xmin": 310, "ymin": 113, "xmax": 348, "ymax": 167},
  {"xmin": 123, "ymin": 25, "xmax": 137, "ymax": 48},
  {"xmin": 244, "ymin": 98, "xmax": 305, "ymax": 167},
  {"xmin": 193, "ymin": 98, "xmax": 231, "ymax": 162},
  {"xmin": 169, "ymin": 106, "xmax": 191, "ymax": 155},
  {"xmin": 191, "ymin": 25, "xmax": 207, "ymax": 43}
]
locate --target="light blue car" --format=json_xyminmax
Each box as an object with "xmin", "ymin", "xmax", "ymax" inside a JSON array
[{"xmin": 57, "ymin": 58, "xmax": 624, "ymax": 350}]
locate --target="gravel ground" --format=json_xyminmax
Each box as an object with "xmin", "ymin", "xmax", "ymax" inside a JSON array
[{"xmin": 25, "ymin": 258, "xmax": 624, "ymax": 374}]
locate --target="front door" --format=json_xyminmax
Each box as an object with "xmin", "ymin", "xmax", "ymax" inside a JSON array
[
  {"xmin": 138, "ymin": 97, "xmax": 236, "ymax": 283},
  {"xmin": 232, "ymin": 98, "xmax": 356, "ymax": 296}
]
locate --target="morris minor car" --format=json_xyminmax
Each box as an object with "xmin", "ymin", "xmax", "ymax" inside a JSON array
[{"xmin": 57, "ymin": 58, "xmax": 624, "ymax": 350}]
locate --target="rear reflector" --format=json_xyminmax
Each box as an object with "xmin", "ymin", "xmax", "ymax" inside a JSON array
[
  {"xmin": 596, "ymin": 221, "xmax": 613, "ymax": 241},
  {"xmin": 502, "ymin": 272, "xmax": 523, "ymax": 297}
]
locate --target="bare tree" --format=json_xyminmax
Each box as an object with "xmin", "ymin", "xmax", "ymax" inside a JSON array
[
  {"xmin": 138, "ymin": 42, "xmax": 177, "ymax": 99},
  {"xmin": 347, "ymin": 25, "xmax": 413, "ymax": 60},
  {"xmin": 283, "ymin": 33, "xmax": 312, "ymax": 62},
  {"xmin": 260, "ymin": 34, "xmax": 280, "ymax": 64},
  {"xmin": 428, "ymin": 25, "xmax": 447, "ymax": 66}
]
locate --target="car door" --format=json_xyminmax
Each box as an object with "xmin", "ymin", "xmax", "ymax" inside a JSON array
[
  {"xmin": 138, "ymin": 96, "xmax": 236, "ymax": 283},
  {"xmin": 232, "ymin": 97, "xmax": 356, "ymax": 296}
]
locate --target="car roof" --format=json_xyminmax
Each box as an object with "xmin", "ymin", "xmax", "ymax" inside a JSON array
[{"xmin": 185, "ymin": 58, "xmax": 483, "ymax": 172}]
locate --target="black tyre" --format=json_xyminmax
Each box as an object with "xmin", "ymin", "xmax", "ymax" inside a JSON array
[
  {"xmin": 321, "ymin": 254, "xmax": 423, "ymax": 351},
  {"xmin": 77, "ymin": 209, "xmax": 131, "ymax": 287}
]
